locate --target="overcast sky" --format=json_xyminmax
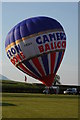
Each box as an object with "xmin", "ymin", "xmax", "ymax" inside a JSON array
[{"xmin": 1, "ymin": 2, "xmax": 78, "ymax": 85}]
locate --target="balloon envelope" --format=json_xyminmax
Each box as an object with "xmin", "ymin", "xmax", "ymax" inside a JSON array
[{"xmin": 5, "ymin": 16, "xmax": 66, "ymax": 86}]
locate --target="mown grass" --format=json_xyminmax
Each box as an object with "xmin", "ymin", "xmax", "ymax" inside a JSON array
[{"xmin": 2, "ymin": 93, "xmax": 79, "ymax": 118}]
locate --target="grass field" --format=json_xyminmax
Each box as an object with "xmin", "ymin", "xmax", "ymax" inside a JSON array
[{"xmin": 2, "ymin": 93, "xmax": 79, "ymax": 118}]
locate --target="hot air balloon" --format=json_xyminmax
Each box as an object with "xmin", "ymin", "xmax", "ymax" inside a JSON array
[{"xmin": 5, "ymin": 16, "xmax": 66, "ymax": 87}]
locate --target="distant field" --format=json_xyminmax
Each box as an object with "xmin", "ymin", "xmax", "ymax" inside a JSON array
[{"xmin": 2, "ymin": 93, "xmax": 79, "ymax": 119}]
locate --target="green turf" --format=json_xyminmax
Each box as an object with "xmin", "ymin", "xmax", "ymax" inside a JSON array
[{"xmin": 2, "ymin": 93, "xmax": 79, "ymax": 118}]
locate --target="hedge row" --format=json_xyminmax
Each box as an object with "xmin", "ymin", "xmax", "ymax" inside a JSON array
[{"xmin": 2, "ymin": 80, "xmax": 45, "ymax": 93}]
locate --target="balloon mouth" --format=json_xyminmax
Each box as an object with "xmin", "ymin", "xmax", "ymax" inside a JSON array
[{"xmin": 39, "ymin": 74, "xmax": 55, "ymax": 87}]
